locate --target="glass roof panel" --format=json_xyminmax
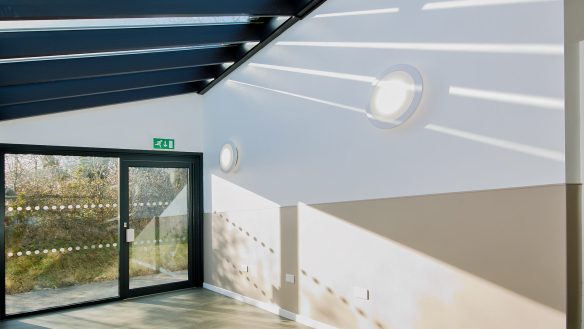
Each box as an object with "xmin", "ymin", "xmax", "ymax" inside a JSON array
[{"xmin": 0, "ymin": 16, "xmax": 251, "ymax": 32}]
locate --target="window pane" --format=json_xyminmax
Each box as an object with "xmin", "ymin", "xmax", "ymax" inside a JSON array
[
  {"xmin": 0, "ymin": 16, "xmax": 251, "ymax": 31},
  {"xmin": 4, "ymin": 154, "xmax": 119, "ymax": 315},
  {"xmin": 129, "ymin": 167, "xmax": 189, "ymax": 289}
]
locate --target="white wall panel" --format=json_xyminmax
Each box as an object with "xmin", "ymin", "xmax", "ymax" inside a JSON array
[{"xmin": 203, "ymin": 0, "xmax": 566, "ymax": 210}]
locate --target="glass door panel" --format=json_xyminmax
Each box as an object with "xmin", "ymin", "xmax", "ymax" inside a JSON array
[
  {"xmin": 127, "ymin": 166, "xmax": 190, "ymax": 291},
  {"xmin": 4, "ymin": 154, "xmax": 119, "ymax": 315}
]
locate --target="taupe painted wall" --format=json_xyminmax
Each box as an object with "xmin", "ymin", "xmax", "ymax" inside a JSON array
[{"xmin": 204, "ymin": 185, "xmax": 566, "ymax": 329}]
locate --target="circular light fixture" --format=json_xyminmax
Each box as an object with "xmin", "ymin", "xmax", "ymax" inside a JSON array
[
  {"xmin": 367, "ymin": 64, "xmax": 423, "ymax": 129},
  {"xmin": 219, "ymin": 142, "xmax": 239, "ymax": 173}
]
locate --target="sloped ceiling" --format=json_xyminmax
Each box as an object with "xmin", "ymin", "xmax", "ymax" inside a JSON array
[{"xmin": 0, "ymin": 0, "xmax": 326, "ymax": 120}]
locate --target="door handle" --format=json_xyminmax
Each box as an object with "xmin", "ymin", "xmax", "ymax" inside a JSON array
[{"xmin": 126, "ymin": 228, "xmax": 135, "ymax": 243}]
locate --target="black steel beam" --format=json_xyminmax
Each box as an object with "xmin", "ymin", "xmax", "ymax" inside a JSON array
[
  {"xmin": 0, "ymin": 46, "xmax": 237, "ymax": 86},
  {"xmin": 0, "ymin": 0, "xmax": 331, "ymax": 120},
  {"xmin": 0, "ymin": 66, "xmax": 220, "ymax": 106},
  {"xmin": 200, "ymin": 17, "xmax": 299, "ymax": 94},
  {"xmin": 0, "ymin": 0, "xmax": 316, "ymax": 19},
  {"xmin": 296, "ymin": 0, "xmax": 328, "ymax": 18},
  {"xmin": 0, "ymin": 82, "xmax": 204, "ymax": 121},
  {"xmin": 0, "ymin": 23, "xmax": 263, "ymax": 59},
  {"xmin": 200, "ymin": 0, "xmax": 328, "ymax": 94}
]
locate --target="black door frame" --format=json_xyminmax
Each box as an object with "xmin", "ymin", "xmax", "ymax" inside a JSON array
[
  {"xmin": 0, "ymin": 143, "xmax": 204, "ymax": 320},
  {"xmin": 120, "ymin": 158, "xmax": 196, "ymax": 299}
]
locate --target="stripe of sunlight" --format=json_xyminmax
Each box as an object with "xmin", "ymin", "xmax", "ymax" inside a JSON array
[
  {"xmin": 313, "ymin": 8, "xmax": 400, "ymax": 18},
  {"xmin": 422, "ymin": 0, "xmax": 558, "ymax": 11},
  {"xmin": 276, "ymin": 41, "xmax": 563, "ymax": 55},
  {"xmin": 449, "ymin": 86, "xmax": 564, "ymax": 111},
  {"xmin": 425, "ymin": 124, "xmax": 565, "ymax": 162},
  {"xmin": 248, "ymin": 63, "xmax": 376, "ymax": 83},
  {"xmin": 230, "ymin": 80, "xmax": 563, "ymax": 162},
  {"xmin": 228, "ymin": 80, "xmax": 366, "ymax": 114}
]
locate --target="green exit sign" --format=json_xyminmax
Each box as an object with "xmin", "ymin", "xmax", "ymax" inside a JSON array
[{"xmin": 153, "ymin": 138, "xmax": 175, "ymax": 150}]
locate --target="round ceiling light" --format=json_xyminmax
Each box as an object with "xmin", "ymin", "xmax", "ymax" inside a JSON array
[
  {"xmin": 219, "ymin": 142, "xmax": 238, "ymax": 172},
  {"xmin": 367, "ymin": 64, "xmax": 423, "ymax": 129}
]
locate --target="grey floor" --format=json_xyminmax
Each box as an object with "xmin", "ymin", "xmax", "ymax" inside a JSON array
[
  {"xmin": 0, "ymin": 288, "xmax": 308, "ymax": 329},
  {"xmin": 6, "ymin": 271, "xmax": 189, "ymax": 315}
]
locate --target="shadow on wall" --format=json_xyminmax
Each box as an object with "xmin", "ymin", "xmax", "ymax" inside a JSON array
[
  {"xmin": 297, "ymin": 187, "xmax": 566, "ymax": 329},
  {"xmin": 204, "ymin": 208, "xmax": 370, "ymax": 329},
  {"xmin": 299, "ymin": 267, "xmax": 381, "ymax": 329},
  {"xmin": 204, "ymin": 173, "xmax": 566, "ymax": 329},
  {"xmin": 205, "ymin": 212, "xmax": 268, "ymax": 299},
  {"xmin": 204, "ymin": 209, "xmax": 287, "ymax": 302},
  {"xmin": 310, "ymin": 186, "xmax": 567, "ymax": 313},
  {"xmin": 204, "ymin": 173, "xmax": 369, "ymax": 326}
]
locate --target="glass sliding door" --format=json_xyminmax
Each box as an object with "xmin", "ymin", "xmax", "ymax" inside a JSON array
[
  {"xmin": 3, "ymin": 154, "xmax": 120, "ymax": 315},
  {"xmin": 128, "ymin": 167, "xmax": 190, "ymax": 289},
  {"xmin": 1, "ymin": 147, "xmax": 202, "ymax": 318},
  {"xmin": 121, "ymin": 161, "xmax": 193, "ymax": 297}
]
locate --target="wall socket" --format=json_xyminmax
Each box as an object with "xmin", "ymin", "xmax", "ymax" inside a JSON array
[
  {"xmin": 353, "ymin": 287, "xmax": 369, "ymax": 300},
  {"xmin": 240, "ymin": 264, "xmax": 248, "ymax": 273},
  {"xmin": 285, "ymin": 274, "xmax": 295, "ymax": 284}
]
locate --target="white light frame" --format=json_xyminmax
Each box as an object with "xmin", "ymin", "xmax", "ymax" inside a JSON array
[
  {"xmin": 219, "ymin": 142, "xmax": 239, "ymax": 173},
  {"xmin": 366, "ymin": 64, "xmax": 424, "ymax": 129}
]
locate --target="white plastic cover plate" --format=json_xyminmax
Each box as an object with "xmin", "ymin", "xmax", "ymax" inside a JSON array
[{"xmin": 126, "ymin": 228, "xmax": 135, "ymax": 242}]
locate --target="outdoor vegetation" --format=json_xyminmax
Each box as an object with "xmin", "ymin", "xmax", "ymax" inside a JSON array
[{"xmin": 4, "ymin": 154, "xmax": 188, "ymax": 296}]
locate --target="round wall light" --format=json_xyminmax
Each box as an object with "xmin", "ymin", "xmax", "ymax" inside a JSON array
[
  {"xmin": 219, "ymin": 142, "xmax": 239, "ymax": 173},
  {"xmin": 367, "ymin": 64, "xmax": 423, "ymax": 129}
]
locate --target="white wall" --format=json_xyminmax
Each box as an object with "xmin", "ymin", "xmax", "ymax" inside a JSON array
[
  {"xmin": 0, "ymin": 93, "xmax": 204, "ymax": 152},
  {"xmin": 203, "ymin": 0, "xmax": 565, "ymax": 211}
]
